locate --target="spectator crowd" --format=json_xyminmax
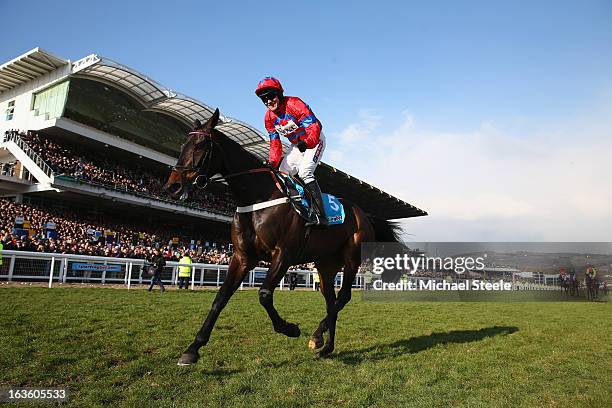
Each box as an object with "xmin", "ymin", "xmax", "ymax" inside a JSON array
[
  {"xmin": 4, "ymin": 130, "xmax": 236, "ymax": 215},
  {"xmin": 0, "ymin": 198, "xmax": 232, "ymax": 264}
]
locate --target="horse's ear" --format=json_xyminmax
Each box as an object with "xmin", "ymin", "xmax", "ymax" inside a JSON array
[
  {"xmin": 193, "ymin": 119, "xmax": 202, "ymax": 130},
  {"xmin": 203, "ymin": 108, "xmax": 220, "ymax": 131}
]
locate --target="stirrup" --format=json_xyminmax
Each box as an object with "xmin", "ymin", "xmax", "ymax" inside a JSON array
[{"xmin": 305, "ymin": 212, "xmax": 328, "ymax": 227}]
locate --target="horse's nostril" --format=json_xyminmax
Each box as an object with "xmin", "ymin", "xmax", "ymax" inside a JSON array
[{"xmin": 168, "ymin": 183, "xmax": 182, "ymax": 195}]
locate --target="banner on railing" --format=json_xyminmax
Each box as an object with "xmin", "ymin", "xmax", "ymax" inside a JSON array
[{"xmin": 71, "ymin": 263, "xmax": 122, "ymax": 272}]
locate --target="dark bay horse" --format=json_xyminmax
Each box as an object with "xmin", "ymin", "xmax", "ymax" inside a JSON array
[
  {"xmin": 164, "ymin": 108, "xmax": 401, "ymax": 365},
  {"xmin": 568, "ymin": 275, "xmax": 579, "ymax": 297},
  {"xmin": 585, "ymin": 275, "xmax": 598, "ymax": 301},
  {"xmin": 559, "ymin": 274, "xmax": 569, "ymax": 295}
]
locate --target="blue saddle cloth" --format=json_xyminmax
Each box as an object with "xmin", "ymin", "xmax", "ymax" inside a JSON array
[{"xmin": 277, "ymin": 173, "xmax": 345, "ymax": 225}]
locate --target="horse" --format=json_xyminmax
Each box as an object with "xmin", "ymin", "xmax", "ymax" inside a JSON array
[
  {"xmin": 585, "ymin": 275, "xmax": 598, "ymax": 301},
  {"xmin": 163, "ymin": 109, "xmax": 402, "ymax": 365},
  {"xmin": 559, "ymin": 274, "xmax": 569, "ymax": 295},
  {"xmin": 568, "ymin": 275, "xmax": 579, "ymax": 297}
]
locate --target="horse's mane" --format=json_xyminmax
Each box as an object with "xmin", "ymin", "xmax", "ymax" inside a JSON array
[{"xmin": 213, "ymin": 128, "xmax": 264, "ymax": 169}]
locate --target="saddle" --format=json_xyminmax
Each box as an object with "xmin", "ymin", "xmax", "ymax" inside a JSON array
[{"xmin": 275, "ymin": 173, "xmax": 345, "ymax": 225}]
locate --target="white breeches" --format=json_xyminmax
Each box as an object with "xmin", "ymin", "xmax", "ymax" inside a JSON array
[{"xmin": 279, "ymin": 132, "xmax": 325, "ymax": 184}]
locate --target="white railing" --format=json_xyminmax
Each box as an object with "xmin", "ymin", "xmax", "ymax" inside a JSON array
[
  {"xmin": 0, "ymin": 250, "xmax": 355, "ymax": 290},
  {"xmin": 0, "ymin": 250, "xmax": 563, "ymax": 292}
]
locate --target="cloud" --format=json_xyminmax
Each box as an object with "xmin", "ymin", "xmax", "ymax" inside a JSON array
[
  {"xmin": 327, "ymin": 109, "xmax": 612, "ymax": 240},
  {"xmin": 336, "ymin": 110, "xmax": 381, "ymax": 144}
]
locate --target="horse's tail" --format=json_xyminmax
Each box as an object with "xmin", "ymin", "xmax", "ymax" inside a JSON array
[{"xmin": 367, "ymin": 216, "xmax": 402, "ymax": 243}]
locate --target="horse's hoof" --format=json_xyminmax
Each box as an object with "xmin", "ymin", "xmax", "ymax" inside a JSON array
[
  {"xmin": 284, "ymin": 323, "xmax": 301, "ymax": 338},
  {"xmin": 308, "ymin": 337, "xmax": 324, "ymax": 349},
  {"xmin": 316, "ymin": 345, "xmax": 334, "ymax": 359},
  {"xmin": 177, "ymin": 352, "xmax": 199, "ymax": 366}
]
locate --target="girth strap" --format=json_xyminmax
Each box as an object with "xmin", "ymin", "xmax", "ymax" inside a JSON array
[{"xmin": 236, "ymin": 197, "xmax": 290, "ymax": 213}]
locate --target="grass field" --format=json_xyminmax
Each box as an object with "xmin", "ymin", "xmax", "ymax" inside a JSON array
[{"xmin": 1, "ymin": 286, "xmax": 610, "ymax": 407}]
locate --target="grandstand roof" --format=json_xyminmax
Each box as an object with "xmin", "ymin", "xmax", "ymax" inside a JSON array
[
  {"xmin": 316, "ymin": 164, "xmax": 426, "ymax": 219},
  {"xmin": 70, "ymin": 54, "xmax": 271, "ymax": 160},
  {"xmin": 0, "ymin": 48, "xmax": 69, "ymax": 93}
]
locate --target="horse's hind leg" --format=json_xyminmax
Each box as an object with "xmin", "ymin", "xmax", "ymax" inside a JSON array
[
  {"xmin": 178, "ymin": 254, "xmax": 255, "ymax": 366},
  {"xmin": 309, "ymin": 259, "xmax": 358, "ymax": 351},
  {"xmin": 259, "ymin": 249, "xmax": 301, "ymax": 337},
  {"xmin": 314, "ymin": 268, "xmax": 339, "ymax": 358}
]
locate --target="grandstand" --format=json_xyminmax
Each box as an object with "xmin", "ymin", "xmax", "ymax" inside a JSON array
[{"xmin": 0, "ymin": 47, "xmax": 427, "ymax": 261}]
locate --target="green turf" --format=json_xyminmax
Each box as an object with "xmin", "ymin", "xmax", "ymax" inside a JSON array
[{"xmin": 0, "ymin": 287, "xmax": 610, "ymax": 407}]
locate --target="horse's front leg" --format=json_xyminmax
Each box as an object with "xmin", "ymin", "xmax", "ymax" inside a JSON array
[
  {"xmin": 178, "ymin": 254, "xmax": 254, "ymax": 365},
  {"xmin": 259, "ymin": 249, "xmax": 301, "ymax": 337}
]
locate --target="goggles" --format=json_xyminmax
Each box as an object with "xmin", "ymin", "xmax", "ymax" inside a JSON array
[{"xmin": 259, "ymin": 91, "xmax": 279, "ymax": 103}]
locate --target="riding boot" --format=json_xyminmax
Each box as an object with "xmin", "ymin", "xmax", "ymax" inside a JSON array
[{"xmin": 305, "ymin": 181, "xmax": 329, "ymax": 226}]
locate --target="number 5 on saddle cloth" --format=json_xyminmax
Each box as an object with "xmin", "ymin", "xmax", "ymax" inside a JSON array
[{"xmin": 277, "ymin": 173, "xmax": 345, "ymax": 225}]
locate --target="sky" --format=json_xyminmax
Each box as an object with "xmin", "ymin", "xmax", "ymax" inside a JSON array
[{"xmin": 2, "ymin": 0, "xmax": 611, "ymax": 241}]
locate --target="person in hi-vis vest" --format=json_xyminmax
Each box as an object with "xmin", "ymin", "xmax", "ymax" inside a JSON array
[
  {"xmin": 313, "ymin": 269, "xmax": 320, "ymax": 291},
  {"xmin": 177, "ymin": 251, "xmax": 192, "ymax": 290}
]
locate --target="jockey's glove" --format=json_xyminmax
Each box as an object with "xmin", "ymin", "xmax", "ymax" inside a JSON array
[{"xmin": 296, "ymin": 140, "xmax": 308, "ymax": 153}]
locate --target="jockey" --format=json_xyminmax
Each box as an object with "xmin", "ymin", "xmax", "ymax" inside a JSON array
[
  {"xmin": 568, "ymin": 266, "xmax": 576, "ymax": 281},
  {"xmin": 255, "ymin": 76, "xmax": 328, "ymax": 226},
  {"xmin": 586, "ymin": 266, "xmax": 597, "ymax": 279}
]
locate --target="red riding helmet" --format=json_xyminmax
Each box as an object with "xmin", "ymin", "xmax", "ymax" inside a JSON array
[{"xmin": 255, "ymin": 77, "xmax": 284, "ymax": 96}]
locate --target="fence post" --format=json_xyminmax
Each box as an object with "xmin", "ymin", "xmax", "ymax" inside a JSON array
[
  {"xmin": 127, "ymin": 262, "xmax": 133, "ymax": 290},
  {"xmin": 172, "ymin": 266, "xmax": 177, "ymax": 286},
  {"xmin": 280, "ymin": 275, "xmax": 284, "ymax": 290},
  {"xmin": 8, "ymin": 255, "xmax": 16, "ymax": 281},
  {"xmin": 216, "ymin": 268, "xmax": 220, "ymax": 287},
  {"xmin": 48, "ymin": 257, "xmax": 55, "ymax": 288},
  {"xmin": 61, "ymin": 257, "xmax": 68, "ymax": 283},
  {"xmin": 200, "ymin": 268, "xmax": 204, "ymax": 286},
  {"xmin": 190, "ymin": 266, "xmax": 195, "ymax": 290},
  {"xmin": 102, "ymin": 260, "xmax": 107, "ymax": 284}
]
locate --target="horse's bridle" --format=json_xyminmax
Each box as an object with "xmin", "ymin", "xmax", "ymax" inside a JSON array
[
  {"xmin": 173, "ymin": 130, "xmax": 282, "ymax": 190},
  {"xmin": 172, "ymin": 131, "xmax": 213, "ymax": 175}
]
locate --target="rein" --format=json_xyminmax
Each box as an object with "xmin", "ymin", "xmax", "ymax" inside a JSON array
[
  {"xmin": 207, "ymin": 168, "xmax": 273, "ymax": 184},
  {"xmin": 204, "ymin": 167, "xmax": 285, "ymax": 196}
]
